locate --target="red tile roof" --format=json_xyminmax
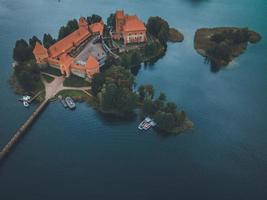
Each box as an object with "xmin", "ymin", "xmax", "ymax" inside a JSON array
[
  {"xmin": 48, "ymin": 27, "xmax": 90, "ymax": 58},
  {"xmin": 86, "ymin": 56, "xmax": 99, "ymax": 69},
  {"xmin": 89, "ymin": 21, "xmax": 104, "ymax": 35},
  {"xmin": 123, "ymin": 15, "xmax": 146, "ymax": 32},
  {"xmin": 115, "ymin": 10, "xmax": 146, "ymax": 33},
  {"xmin": 116, "ymin": 10, "xmax": 125, "ymax": 19},
  {"xmin": 33, "ymin": 42, "xmax": 48, "ymax": 55}
]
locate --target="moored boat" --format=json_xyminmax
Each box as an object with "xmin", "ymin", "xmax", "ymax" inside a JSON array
[
  {"xmin": 138, "ymin": 117, "xmax": 156, "ymax": 131},
  {"xmin": 65, "ymin": 97, "xmax": 76, "ymax": 109},
  {"xmin": 58, "ymin": 95, "xmax": 68, "ymax": 108}
]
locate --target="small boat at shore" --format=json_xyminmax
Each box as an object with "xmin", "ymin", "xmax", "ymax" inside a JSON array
[
  {"xmin": 58, "ymin": 95, "xmax": 67, "ymax": 108},
  {"xmin": 138, "ymin": 117, "xmax": 156, "ymax": 131},
  {"xmin": 65, "ymin": 97, "xmax": 76, "ymax": 109},
  {"xmin": 19, "ymin": 95, "xmax": 31, "ymax": 108},
  {"xmin": 23, "ymin": 101, "xmax": 29, "ymax": 108}
]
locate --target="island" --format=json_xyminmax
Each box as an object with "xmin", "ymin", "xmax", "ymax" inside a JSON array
[
  {"xmin": 10, "ymin": 10, "xmax": 191, "ymax": 135},
  {"xmin": 194, "ymin": 27, "xmax": 262, "ymax": 71}
]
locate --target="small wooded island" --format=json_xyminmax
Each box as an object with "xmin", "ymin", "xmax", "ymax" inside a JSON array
[
  {"xmin": 10, "ymin": 10, "xmax": 191, "ymax": 134},
  {"xmin": 194, "ymin": 27, "xmax": 262, "ymax": 71}
]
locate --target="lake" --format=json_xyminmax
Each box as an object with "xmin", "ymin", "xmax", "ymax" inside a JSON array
[{"xmin": 0, "ymin": 0, "xmax": 267, "ymax": 199}]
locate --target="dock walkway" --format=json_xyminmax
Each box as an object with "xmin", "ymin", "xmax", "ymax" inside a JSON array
[
  {"xmin": 0, "ymin": 100, "xmax": 49, "ymax": 160},
  {"xmin": 0, "ymin": 75, "xmax": 93, "ymax": 161}
]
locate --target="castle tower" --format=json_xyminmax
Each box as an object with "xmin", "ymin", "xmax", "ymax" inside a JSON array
[
  {"xmin": 79, "ymin": 17, "xmax": 88, "ymax": 29},
  {"xmin": 33, "ymin": 42, "xmax": 48, "ymax": 64}
]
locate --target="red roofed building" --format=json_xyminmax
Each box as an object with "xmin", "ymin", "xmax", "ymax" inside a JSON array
[
  {"xmin": 33, "ymin": 17, "xmax": 103, "ymax": 78},
  {"xmin": 33, "ymin": 42, "xmax": 49, "ymax": 64},
  {"xmin": 89, "ymin": 21, "xmax": 104, "ymax": 36},
  {"xmin": 113, "ymin": 10, "xmax": 147, "ymax": 44},
  {"xmin": 85, "ymin": 56, "xmax": 100, "ymax": 76}
]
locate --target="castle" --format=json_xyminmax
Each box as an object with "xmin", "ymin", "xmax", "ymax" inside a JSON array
[
  {"xmin": 112, "ymin": 10, "xmax": 147, "ymax": 44},
  {"xmin": 33, "ymin": 17, "xmax": 104, "ymax": 78},
  {"xmin": 33, "ymin": 11, "xmax": 147, "ymax": 78}
]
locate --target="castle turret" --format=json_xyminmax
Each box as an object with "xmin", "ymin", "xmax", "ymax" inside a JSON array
[
  {"xmin": 33, "ymin": 42, "xmax": 48, "ymax": 64},
  {"xmin": 79, "ymin": 17, "xmax": 88, "ymax": 29}
]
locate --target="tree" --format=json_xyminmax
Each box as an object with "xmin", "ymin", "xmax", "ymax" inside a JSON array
[
  {"xmin": 121, "ymin": 54, "xmax": 131, "ymax": 68},
  {"xmin": 100, "ymin": 83, "xmax": 118, "ymax": 110},
  {"xmin": 153, "ymin": 99, "xmax": 164, "ymax": 112},
  {"xmin": 29, "ymin": 36, "xmax": 42, "ymax": 49},
  {"xmin": 131, "ymin": 51, "xmax": 141, "ymax": 66},
  {"xmin": 105, "ymin": 66, "xmax": 135, "ymax": 89},
  {"xmin": 138, "ymin": 85, "xmax": 146, "ymax": 100},
  {"xmin": 14, "ymin": 61, "xmax": 41, "ymax": 91},
  {"xmin": 87, "ymin": 14, "xmax": 102, "ymax": 24},
  {"xmin": 58, "ymin": 19, "xmax": 79, "ymax": 40},
  {"xmin": 164, "ymin": 102, "xmax": 177, "ymax": 114},
  {"xmin": 145, "ymin": 85, "xmax": 154, "ymax": 99},
  {"xmin": 154, "ymin": 111, "xmax": 176, "ymax": 131},
  {"xmin": 143, "ymin": 99, "xmax": 155, "ymax": 115},
  {"xmin": 100, "ymin": 83, "xmax": 137, "ymax": 114},
  {"xmin": 158, "ymin": 92, "xmax": 166, "ymax": 102},
  {"xmin": 107, "ymin": 13, "xmax": 115, "ymax": 29},
  {"xmin": 43, "ymin": 33, "xmax": 56, "ymax": 48},
  {"xmin": 144, "ymin": 41, "xmax": 160, "ymax": 56},
  {"xmin": 95, "ymin": 66, "xmax": 137, "ymax": 116},
  {"xmin": 91, "ymin": 72, "xmax": 105, "ymax": 96},
  {"xmin": 146, "ymin": 16, "xmax": 170, "ymax": 45},
  {"xmin": 13, "ymin": 39, "xmax": 34, "ymax": 63},
  {"xmin": 138, "ymin": 84, "xmax": 154, "ymax": 100}
]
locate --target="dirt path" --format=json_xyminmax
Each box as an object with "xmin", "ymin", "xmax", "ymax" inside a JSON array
[{"xmin": 41, "ymin": 74, "xmax": 92, "ymax": 100}]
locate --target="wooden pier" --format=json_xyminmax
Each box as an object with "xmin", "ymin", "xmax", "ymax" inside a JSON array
[{"xmin": 0, "ymin": 100, "xmax": 49, "ymax": 161}]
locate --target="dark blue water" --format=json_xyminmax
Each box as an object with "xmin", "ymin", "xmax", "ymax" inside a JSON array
[{"xmin": 0, "ymin": 0, "xmax": 267, "ymax": 199}]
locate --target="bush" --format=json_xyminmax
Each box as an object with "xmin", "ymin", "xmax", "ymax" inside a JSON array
[
  {"xmin": 13, "ymin": 39, "xmax": 34, "ymax": 63},
  {"xmin": 14, "ymin": 61, "xmax": 41, "ymax": 91},
  {"xmin": 146, "ymin": 16, "xmax": 170, "ymax": 45}
]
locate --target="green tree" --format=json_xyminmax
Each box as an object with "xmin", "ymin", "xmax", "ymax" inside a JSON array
[
  {"xmin": 13, "ymin": 39, "xmax": 34, "ymax": 63},
  {"xmin": 164, "ymin": 102, "xmax": 177, "ymax": 114},
  {"xmin": 146, "ymin": 16, "xmax": 170, "ymax": 45},
  {"xmin": 91, "ymin": 72, "xmax": 105, "ymax": 96},
  {"xmin": 131, "ymin": 51, "xmax": 141, "ymax": 66},
  {"xmin": 154, "ymin": 111, "xmax": 176, "ymax": 131},
  {"xmin": 138, "ymin": 84, "xmax": 154, "ymax": 100},
  {"xmin": 138, "ymin": 85, "xmax": 146, "ymax": 101},
  {"xmin": 158, "ymin": 92, "xmax": 166, "ymax": 102},
  {"xmin": 29, "ymin": 36, "xmax": 42, "ymax": 49},
  {"xmin": 105, "ymin": 66, "xmax": 135, "ymax": 89},
  {"xmin": 145, "ymin": 85, "xmax": 154, "ymax": 99},
  {"xmin": 58, "ymin": 19, "xmax": 79, "ymax": 40},
  {"xmin": 107, "ymin": 13, "xmax": 115, "ymax": 29},
  {"xmin": 121, "ymin": 54, "xmax": 131, "ymax": 68},
  {"xmin": 14, "ymin": 61, "xmax": 41, "ymax": 91},
  {"xmin": 143, "ymin": 99, "xmax": 155, "ymax": 115},
  {"xmin": 87, "ymin": 14, "xmax": 102, "ymax": 24},
  {"xmin": 43, "ymin": 33, "xmax": 56, "ymax": 48}
]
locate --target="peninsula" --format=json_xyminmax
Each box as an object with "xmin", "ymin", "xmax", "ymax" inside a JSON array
[{"xmin": 194, "ymin": 27, "xmax": 261, "ymax": 70}]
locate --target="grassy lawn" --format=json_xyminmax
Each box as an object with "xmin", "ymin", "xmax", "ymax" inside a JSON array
[
  {"xmin": 41, "ymin": 66, "xmax": 62, "ymax": 76},
  {"xmin": 57, "ymin": 89, "xmax": 97, "ymax": 106},
  {"xmin": 42, "ymin": 74, "xmax": 54, "ymax": 83},
  {"xmin": 63, "ymin": 74, "xmax": 90, "ymax": 87}
]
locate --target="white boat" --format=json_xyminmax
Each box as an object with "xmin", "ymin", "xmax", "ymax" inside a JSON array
[
  {"xmin": 138, "ymin": 121, "xmax": 146, "ymax": 130},
  {"xmin": 65, "ymin": 97, "xmax": 76, "ymax": 109},
  {"xmin": 23, "ymin": 101, "xmax": 29, "ymax": 107},
  {"xmin": 143, "ymin": 122, "xmax": 151, "ymax": 130},
  {"xmin": 144, "ymin": 117, "xmax": 152, "ymax": 123},
  {"xmin": 22, "ymin": 95, "xmax": 31, "ymax": 102},
  {"xmin": 138, "ymin": 117, "xmax": 156, "ymax": 131}
]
